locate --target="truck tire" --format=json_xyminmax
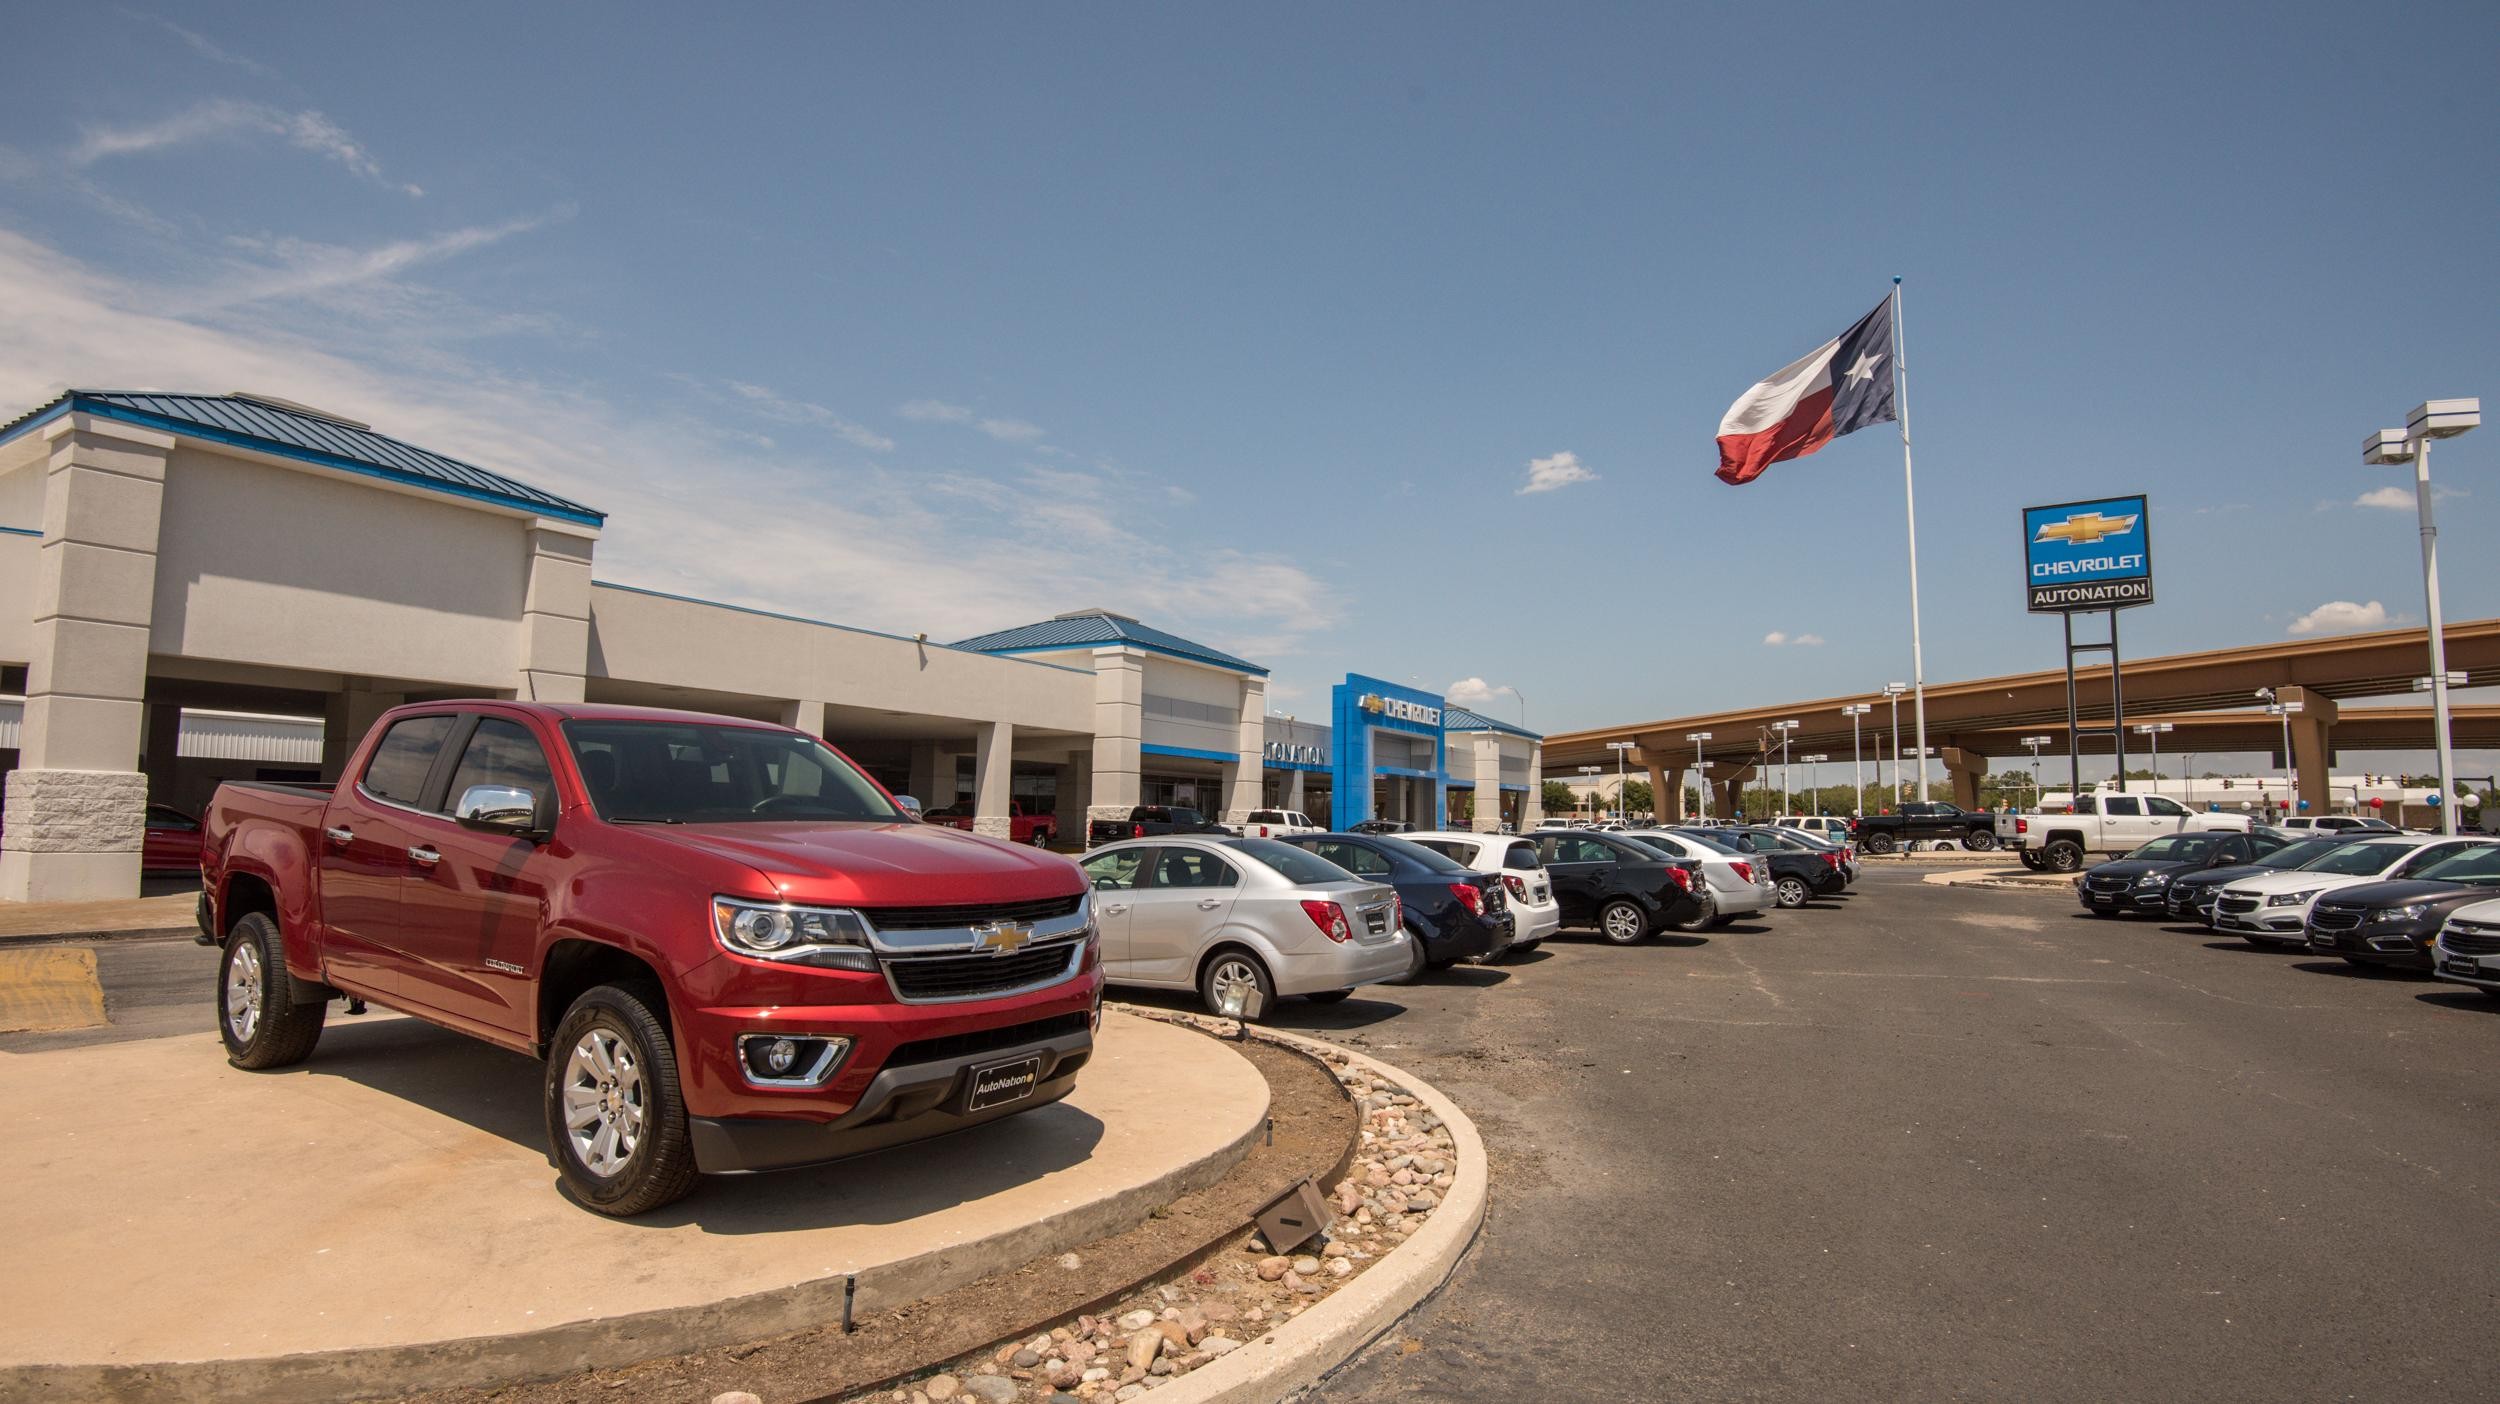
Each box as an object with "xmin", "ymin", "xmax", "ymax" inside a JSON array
[
  {"xmin": 2043, "ymin": 840, "xmax": 2085, "ymax": 873},
  {"xmin": 1964, "ymin": 829, "xmax": 1997, "ymax": 852},
  {"xmin": 545, "ymin": 984, "xmax": 699, "ymax": 1217},
  {"xmin": 1200, "ymin": 949, "xmax": 1277, "ymax": 1016},
  {"xmin": 219, "ymin": 912, "xmax": 325, "ymax": 1070},
  {"xmin": 1598, "ymin": 899, "xmax": 1649, "ymax": 945},
  {"xmin": 1861, "ymin": 831, "xmax": 1897, "ymax": 855},
  {"xmin": 1029, "ymin": 828, "xmax": 1053, "ymax": 848},
  {"xmin": 2019, "ymin": 851, "xmax": 2045, "ymax": 871}
]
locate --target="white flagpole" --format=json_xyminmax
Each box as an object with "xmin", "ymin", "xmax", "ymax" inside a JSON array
[{"xmin": 1893, "ymin": 275, "xmax": 1931, "ymax": 803}]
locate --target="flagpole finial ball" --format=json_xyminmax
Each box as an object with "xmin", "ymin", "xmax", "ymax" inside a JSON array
[{"xmin": 1893, "ymin": 275, "xmax": 1902, "ymax": 284}]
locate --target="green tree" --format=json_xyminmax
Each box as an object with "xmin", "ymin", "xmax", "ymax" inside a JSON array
[
  {"xmin": 1541, "ymin": 779, "xmax": 1577, "ymax": 814},
  {"xmin": 1620, "ymin": 779, "xmax": 1654, "ymax": 816}
]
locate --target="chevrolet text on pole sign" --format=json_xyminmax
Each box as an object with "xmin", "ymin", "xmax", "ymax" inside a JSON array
[{"xmin": 2023, "ymin": 495, "xmax": 2153, "ymax": 612}]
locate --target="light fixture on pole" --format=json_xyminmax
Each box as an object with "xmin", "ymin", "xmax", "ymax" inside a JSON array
[
  {"xmin": 1605, "ymin": 741, "xmax": 1635, "ymax": 822},
  {"xmin": 1842, "ymin": 704, "xmax": 1872, "ymax": 816},
  {"xmin": 2256, "ymin": 688, "xmax": 2300, "ymax": 818},
  {"xmin": 1770, "ymin": 720, "xmax": 1801, "ymax": 816},
  {"xmin": 1800, "ymin": 754, "xmax": 1829, "ymax": 813},
  {"xmin": 1576, "ymin": 765, "xmax": 1602, "ymax": 819},
  {"xmin": 1881, "ymin": 684, "xmax": 1908, "ymax": 800},
  {"xmin": 2132, "ymin": 722, "xmax": 2173, "ymax": 796},
  {"xmin": 1686, "ymin": 731, "xmax": 1714, "ymax": 820},
  {"xmin": 2021, "ymin": 735, "xmax": 2054, "ymax": 807},
  {"xmin": 2370, "ymin": 398, "xmax": 2478, "ymax": 837}
]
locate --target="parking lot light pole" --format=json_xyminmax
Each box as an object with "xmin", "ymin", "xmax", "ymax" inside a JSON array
[
  {"xmin": 2257, "ymin": 689, "xmax": 2300, "ymax": 821},
  {"xmin": 1606, "ymin": 741, "xmax": 1635, "ymax": 822},
  {"xmin": 1882, "ymin": 684, "xmax": 1909, "ymax": 803},
  {"xmin": 2414, "ymin": 672, "xmax": 2471, "ymax": 832},
  {"xmin": 1771, "ymin": 720, "xmax": 1800, "ymax": 816},
  {"xmin": 1685, "ymin": 731, "xmax": 1714, "ymax": 820},
  {"xmin": 1576, "ymin": 765, "xmax": 1602, "ymax": 820},
  {"xmin": 2371, "ymin": 400, "xmax": 2478, "ymax": 837},
  {"xmin": 1800, "ymin": 755, "xmax": 1829, "ymax": 814},
  {"xmin": 1842, "ymin": 705, "xmax": 1872, "ymax": 816},
  {"xmin": 2021, "ymin": 735, "xmax": 2053, "ymax": 807},
  {"xmin": 2132, "ymin": 723, "xmax": 2173, "ymax": 797}
]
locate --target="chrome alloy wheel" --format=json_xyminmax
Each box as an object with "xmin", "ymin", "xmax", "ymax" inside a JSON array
[
  {"xmin": 1208, "ymin": 956, "xmax": 1263, "ymax": 1012},
  {"xmin": 224, "ymin": 939, "xmax": 264, "ymax": 1043},
  {"xmin": 561, "ymin": 1029, "xmax": 647, "ymax": 1177},
  {"xmin": 1603, "ymin": 902, "xmax": 1645, "ymax": 942}
]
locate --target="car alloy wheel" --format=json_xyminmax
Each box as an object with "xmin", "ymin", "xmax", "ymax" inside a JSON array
[
  {"xmin": 1776, "ymin": 876, "xmax": 1809, "ymax": 908},
  {"xmin": 1599, "ymin": 900, "xmax": 1647, "ymax": 945},
  {"xmin": 1965, "ymin": 830, "xmax": 1997, "ymax": 851},
  {"xmin": 1862, "ymin": 832, "xmax": 1896, "ymax": 855},
  {"xmin": 2044, "ymin": 840, "xmax": 2084, "ymax": 873},
  {"xmin": 561, "ymin": 1028, "xmax": 648, "ymax": 1179},
  {"xmin": 1208, "ymin": 955, "xmax": 1263, "ymax": 1011}
]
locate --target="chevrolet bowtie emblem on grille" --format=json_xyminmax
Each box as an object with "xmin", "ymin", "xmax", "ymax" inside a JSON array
[
  {"xmin": 971, "ymin": 921, "xmax": 1035, "ymax": 956},
  {"xmin": 2033, "ymin": 511, "xmax": 2140, "ymax": 546}
]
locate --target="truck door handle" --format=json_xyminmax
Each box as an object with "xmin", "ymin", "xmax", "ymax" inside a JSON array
[
  {"xmin": 324, "ymin": 827, "xmax": 354, "ymax": 845},
  {"xmin": 406, "ymin": 845, "xmax": 441, "ymax": 867},
  {"xmin": 1197, "ymin": 898, "xmax": 1223, "ymax": 910}
]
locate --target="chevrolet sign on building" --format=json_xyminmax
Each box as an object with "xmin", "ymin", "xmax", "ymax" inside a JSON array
[{"xmin": 2023, "ymin": 494, "xmax": 2153, "ymax": 612}]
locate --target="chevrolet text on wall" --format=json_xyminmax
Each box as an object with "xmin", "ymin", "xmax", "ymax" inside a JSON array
[{"xmin": 1359, "ymin": 694, "xmax": 1442, "ymax": 726}]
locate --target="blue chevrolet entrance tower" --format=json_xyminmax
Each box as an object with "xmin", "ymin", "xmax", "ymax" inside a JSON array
[{"xmin": 1329, "ymin": 675, "xmax": 1449, "ymax": 828}]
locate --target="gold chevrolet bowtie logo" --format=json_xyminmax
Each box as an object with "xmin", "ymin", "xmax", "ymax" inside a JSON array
[
  {"xmin": 2034, "ymin": 511, "xmax": 2140, "ymax": 547},
  {"xmin": 972, "ymin": 921, "xmax": 1034, "ymax": 956},
  {"xmin": 1360, "ymin": 694, "xmax": 1386, "ymax": 714}
]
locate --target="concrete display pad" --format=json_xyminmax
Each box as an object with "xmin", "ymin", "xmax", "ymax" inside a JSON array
[{"xmin": 0, "ymin": 1010, "xmax": 1266, "ymax": 1402}]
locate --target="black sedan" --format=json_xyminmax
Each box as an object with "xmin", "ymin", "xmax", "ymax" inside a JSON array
[
  {"xmin": 1276, "ymin": 833, "xmax": 1511, "ymax": 978},
  {"xmin": 1529, "ymin": 830, "xmax": 1706, "ymax": 943},
  {"xmin": 2163, "ymin": 834, "xmax": 2348, "ymax": 922},
  {"xmin": 2304, "ymin": 844, "xmax": 2500, "ymax": 970},
  {"xmin": 1688, "ymin": 826, "xmax": 1846, "ymax": 908},
  {"xmin": 2077, "ymin": 831, "xmax": 2283, "ymax": 917}
]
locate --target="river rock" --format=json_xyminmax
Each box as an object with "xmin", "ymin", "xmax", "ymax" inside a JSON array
[
  {"xmin": 710, "ymin": 1395, "xmax": 763, "ymax": 1404},
  {"xmin": 1012, "ymin": 1349, "xmax": 1043, "ymax": 1369},
  {"xmin": 1291, "ymin": 1256, "xmax": 1322, "ymax": 1276},
  {"xmin": 1256, "ymin": 1256, "xmax": 1290, "ymax": 1281},
  {"xmin": 1118, "ymin": 1310, "xmax": 1157, "ymax": 1332},
  {"xmin": 963, "ymin": 1379, "xmax": 1018, "ymax": 1404},
  {"xmin": 1127, "ymin": 1330, "xmax": 1163, "ymax": 1371},
  {"xmin": 924, "ymin": 1377, "xmax": 960, "ymax": 1402},
  {"xmin": 1202, "ymin": 1335, "xmax": 1242, "ymax": 1356}
]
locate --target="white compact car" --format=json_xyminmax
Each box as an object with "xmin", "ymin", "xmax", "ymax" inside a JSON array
[
  {"xmin": 1078, "ymin": 836, "xmax": 1412, "ymax": 1013},
  {"xmin": 2212, "ymin": 835, "xmax": 2492, "ymax": 945},
  {"xmin": 2432, "ymin": 899, "xmax": 2500, "ymax": 997},
  {"xmin": 1404, "ymin": 830, "xmax": 1562, "ymax": 954},
  {"xmin": 1622, "ymin": 828, "xmax": 1774, "ymax": 927}
]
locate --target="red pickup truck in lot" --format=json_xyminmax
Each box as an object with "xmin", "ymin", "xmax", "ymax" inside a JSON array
[
  {"xmin": 921, "ymin": 799, "xmax": 1058, "ymax": 848},
  {"xmin": 199, "ymin": 701, "xmax": 1102, "ymax": 1216}
]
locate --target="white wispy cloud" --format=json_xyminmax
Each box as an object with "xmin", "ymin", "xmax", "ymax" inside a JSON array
[
  {"xmin": 2354, "ymin": 484, "xmax": 2462, "ymax": 510},
  {"xmin": 897, "ymin": 397, "xmax": 1046, "ymax": 444},
  {"xmin": 898, "ymin": 398, "xmax": 972, "ymax": 423},
  {"xmin": 69, "ymin": 99, "xmax": 421, "ymax": 197},
  {"xmin": 135, "ymin": 12, "xmax": 278, "ymax": 78},
  {"xmin": 1517, "ymin": 450, "xmax": 1596, "ymax": 495},
  {"xmin": 1763, "ymin": 631, "xmax": 1827, "ymax": 647},
  {"xmin": 2287, "ymin": 600, "xmax": 2391, "ymax": 636},
  {"xmin": 724, "ymin": 381, "xmax": 893, "ymax": 451},
  {"xmin": 979, "ymin": 417, "xmax": 1046, "ymax": 443},
  {"xmin": 0, "ymin": 226, "xmax": 1335, "ymax": 655},
  {"xmin": 1446, "ymin": 677, "xmax": 1519, "ymax": 709},
  {"xmin": 194, "ymin": 212, "xmax": 561, "ymax": 312}
]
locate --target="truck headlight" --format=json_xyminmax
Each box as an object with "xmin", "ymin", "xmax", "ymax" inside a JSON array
[
  {"xmin": 713, "ymin": 897, "xmax": 877, "ymax": 971},
  {"xmin": 2368, "ymin": 904, "xmax": 2430, "ymax": 925},
  {"xmin": 2268, "ymin": 889, "xmax": 2322, "ymax": 908}
]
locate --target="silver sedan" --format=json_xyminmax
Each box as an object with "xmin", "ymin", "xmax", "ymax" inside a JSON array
[{"xmin": 1078, "ymin": 835, "xmax": 1412, "ymax": 1016}]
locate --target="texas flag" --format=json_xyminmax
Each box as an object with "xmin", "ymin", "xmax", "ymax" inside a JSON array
[{"xmin": 1714, "ymin": 297, "xmax": 1898, "ymax": 485}]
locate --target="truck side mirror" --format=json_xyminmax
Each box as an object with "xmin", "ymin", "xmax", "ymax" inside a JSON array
[
  {"xmin": 892, "ymin": 794, "xmax": 924, "ymax": 820},
  {"xmin": 456, "ymin": 784, "xmax": 548, "ymax": 840}
]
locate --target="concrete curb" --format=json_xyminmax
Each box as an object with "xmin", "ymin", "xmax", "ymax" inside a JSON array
[
  {"xmin": 1132, "ymin": 1026, "xmax": 1487, "ymax": 1404},
  {"xmin": 0, "ymin": 925, "xmax": 195, "ymax": 947},
  {"xmin": 0, "ymin": 1022, "xmax": 1271, "ymax": 1404}
]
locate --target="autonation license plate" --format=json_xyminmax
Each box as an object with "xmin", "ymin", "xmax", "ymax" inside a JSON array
[
  {"xmin": 2441, "ymin": 955, "xmax": 2483, "ymax": 978},
  {"xmin": 966, "ymin": 1053, "xmax": 1044, "ymax": 1111}
]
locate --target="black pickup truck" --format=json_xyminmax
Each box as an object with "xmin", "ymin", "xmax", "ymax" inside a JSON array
[
  {"xmin": 1086, "ymin": 805, "xmax": 1230, "ymax": 846},
  {"xmin": 1850, "ymin": 801, "xmax": 1997, "ymax": 854}
]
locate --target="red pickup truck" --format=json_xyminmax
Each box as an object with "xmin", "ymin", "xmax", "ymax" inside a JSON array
[
  {"xmin": 199, "ymin": 701, "xmax": 1102, "ymax": 1216},
  {"xmin": 921, "ymin": 800, "xmax": 1057, "ymax": 848}
]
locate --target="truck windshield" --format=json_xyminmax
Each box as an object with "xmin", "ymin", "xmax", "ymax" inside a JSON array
[{"xmin": 562, "ymin": 720, "xmax": 902, "ymax": 824}]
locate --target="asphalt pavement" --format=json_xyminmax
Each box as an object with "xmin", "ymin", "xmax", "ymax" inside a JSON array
[{"xmin": 26, "ymin": 873, "xmax": 2500, "ymax": 1399}]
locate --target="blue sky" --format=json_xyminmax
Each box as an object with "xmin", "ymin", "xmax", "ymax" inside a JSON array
[{"xmin": 3, "ymin": 2, "xmax": 2495, "ymax": 757}]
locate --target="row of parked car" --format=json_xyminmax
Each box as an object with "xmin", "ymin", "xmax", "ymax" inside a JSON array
[
  {"xmin": 2071, "ymin": 826, "xmax": 2500, "ymax": 994},
  {"xmin": 1071, "ymin": 820, "xmax": 1863, "ymax": 1015}
]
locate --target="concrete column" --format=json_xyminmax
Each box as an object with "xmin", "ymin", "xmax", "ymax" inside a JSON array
[
  {"xmin": 1087, "ymin": 649, "xmax": 1144, "ymax": 824},
  {"xmin": 518, "ymin": 524, "xmax": 596, "ymax": 703},
  {"xmin": 1522, "ymin": 744, "xmax": 1545, "ymax": 827},
  {"xmin": 2282, "ymin": 687, "xmax": 2340, "ymax": 818},
  {"xmin": 972, "ymin": 721, "xmax": 1014, "ymax": 839},
  {"xmin": 322, "ymin": 684, "xmax": 406, "ymax": 781},
  {"xmin": 1714, "ymin": 761, "xmax": 1759, "ymax": 823},
  {"xmin": 1285, "ymin": 769, "xmax": 1306, "ymax": 811},
  {"xmin": 780, "ymin": 699, "xmax": 826, "ymax": 737},
  {"xmin": 2, "ymin": 418, "xmax": 171, "ymax": 903},
  {"xmin": 1223, "ymin": 677, "xmax": 1265, "ymax": 825},
  {"xmin": 1644, "ymin": 753, "xmax": 1671, "ymax": 824},
  {"xmin": 906, "ymin": 742, "xmax": 941, "ymax": 809},
  {"xmin": 1940, "ymin": 746, "xmax": 1989, "ymax": 810},
  {"xmin": 1054, "ymin": 749, "xmax": 1091, "ymax": 842}
]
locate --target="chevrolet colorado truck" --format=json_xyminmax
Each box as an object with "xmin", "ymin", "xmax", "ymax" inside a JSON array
[{"xmin": 200, "ymin": 701, "xmax": 1102, "ymax": 1216}]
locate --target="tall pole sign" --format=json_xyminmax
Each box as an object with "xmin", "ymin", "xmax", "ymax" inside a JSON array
[{"xmin": 2023, "ymin": 495, "xmax": 2153, "ymax": 801}]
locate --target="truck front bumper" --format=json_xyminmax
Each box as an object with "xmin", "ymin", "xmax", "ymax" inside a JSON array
[{"xmin": 688, "ymin": 1019, "xmax": 1095, "ymax": 1174}]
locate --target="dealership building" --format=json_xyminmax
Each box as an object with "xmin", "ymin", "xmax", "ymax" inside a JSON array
[{"xmin": 0, "ymin": 390, "xmax": 1539, "ymax": 902}]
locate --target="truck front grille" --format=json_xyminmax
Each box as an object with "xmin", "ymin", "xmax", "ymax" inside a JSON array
[
  {"xmin": 882, "ymin": 940, "xmax": 1084, "ymax": 1002},
  {"xmin": 884, "ymin": 1012, "xmax": 1092, "ymax": 1069},
  {"xmin": 860, "ymin": 893, "xmax": 1086, "ymax": 932}
]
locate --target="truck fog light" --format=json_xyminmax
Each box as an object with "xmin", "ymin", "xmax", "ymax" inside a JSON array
[
  {"xmin": 738, "ymin": 1034, "xmax": 848, "ymax": 1085},
  {"xmin": 765, "ymin": 1038, "xmax": 800, "ymax": 1073}
]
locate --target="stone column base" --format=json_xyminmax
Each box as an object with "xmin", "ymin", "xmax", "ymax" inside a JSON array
[
  {"xmin": 972, "ymin": 816, "xmax": 1016, "ymax": 840},
  {"xmin": 1, "ymin": 769, "xmax": 148, "ymax": 903}
]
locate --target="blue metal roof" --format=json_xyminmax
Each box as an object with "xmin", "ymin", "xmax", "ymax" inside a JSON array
[
  {"xmin": 1444, "ymin": 706, "xmax": 1543, "ymax": 740},
  {"xmin": 0, "ymin": 391, "xmax": 603, "ymax": 526},
  {"xmin": 952, "ymin": 612, "xmax": 1268, "ymax": 676}
]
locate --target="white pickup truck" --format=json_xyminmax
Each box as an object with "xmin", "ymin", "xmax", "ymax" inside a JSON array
[
  {"xmin": 1996, "ymin": 791, "xmax": 2253, "ymax": 872},
  {"xmin": 1242, "ymin": 808, "xmax": 1324, "ymax": 838}
]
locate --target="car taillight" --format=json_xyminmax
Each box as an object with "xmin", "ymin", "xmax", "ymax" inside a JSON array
[
  {"xmin": 1822, "ymin": 851, "xmax": 1841, "ymax": 869},
  {"xmin": 1132, "ymin": 823, "xmax": 1145, "ymax": 838},
  {"xmin": 1502, "ymin": 873, "xmax": 1528, "ymax": 901},
  {"xmin": 1300, "ymin": 899, "xmax": 1353, "ymax": 942},
  {"xmin": 1450, "ymin": 882, "xmax": 1486, "ymax": 915},
  {"xmin": 1732, "ymin": 861, "xmax": 1752, "ymax": 884},
  {"xmin": 1667, "ymin": 865, "xmax": 1694, "ymax": 891}
]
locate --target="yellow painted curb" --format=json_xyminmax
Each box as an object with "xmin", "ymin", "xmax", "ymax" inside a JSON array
[{"xmin": 0, "ymin": 947, "xmax": 106, "ymax": 1033}]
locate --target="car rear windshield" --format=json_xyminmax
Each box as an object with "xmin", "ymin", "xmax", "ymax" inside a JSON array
[
  {"xmin": 562, "ymin": 719, "xmax": 901, "ymax": 824},
  {"xmin": 1670, "ymin": 829, "xmax": 1742, "ymax": 854},
  {"xmin": 2130, "ymin": 835, "xmax": 2218, "ymax": 862},
  {"xmin": 2414, "ymin": 845, "xmax": 2500, "ymax": 886},
  {"xmin": 1222, "ymin": 837, "xmax": 1356, "ymax": 885},
  {"xmin": 2300, "ymin": 842, "xmax": 2409, "ymax": 876}
]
